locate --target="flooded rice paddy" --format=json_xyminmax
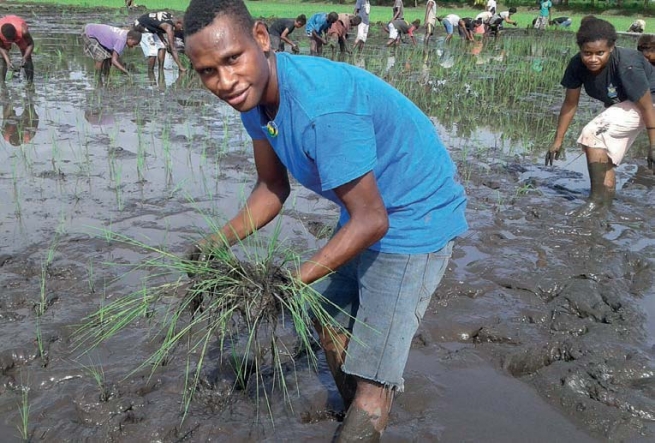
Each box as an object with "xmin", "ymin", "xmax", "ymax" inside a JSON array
[{"xmin": 2, "ymin": 3, "xmax": 655, "ymax": 442}]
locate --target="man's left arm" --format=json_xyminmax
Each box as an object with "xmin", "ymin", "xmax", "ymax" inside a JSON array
[{"xmin": 296, "ymin": 171, "xmax": 388, "ymax": 284}]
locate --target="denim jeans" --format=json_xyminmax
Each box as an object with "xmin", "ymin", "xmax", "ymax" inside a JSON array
[{"xmin": 312, "ymin": 241, "xmax": 454, "ymax": 391}]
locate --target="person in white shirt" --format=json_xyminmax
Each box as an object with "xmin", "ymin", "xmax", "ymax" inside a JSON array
[{"xmin": 486, "ymin": 0, "xmax": 497, "ymax": 15}]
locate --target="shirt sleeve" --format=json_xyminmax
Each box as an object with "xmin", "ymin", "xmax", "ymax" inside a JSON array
[
  {"xmin": 561, "ymin": 56, "xmax": 583, "ymax": 89},
  {"xmin": 620, "ymin": 62, "xmax": 651, "ymax": 102},
  {"xmin": 307, "ymin": 113, "xmax": 377, "ymax": 192},
  {"xmin": 241, "ymin": 109, "xmax": 267, "ymax": 141}
]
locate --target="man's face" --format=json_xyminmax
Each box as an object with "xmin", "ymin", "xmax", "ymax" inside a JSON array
[
  {"xmin": 186, "ymin": 15, "xmax": 271, "ymax": 113},
  {"xmin": 127, "ymin": 38, "xmax": 139, "ymax": 48},
  {"xmin": 641, "ymin": 46, "xmax": 655, "ymax": 65}
]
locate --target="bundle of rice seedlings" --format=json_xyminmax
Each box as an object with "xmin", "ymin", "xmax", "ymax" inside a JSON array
[{"xmin": 74, "ymin": 225, "xmax": 349, "ymax": 418}]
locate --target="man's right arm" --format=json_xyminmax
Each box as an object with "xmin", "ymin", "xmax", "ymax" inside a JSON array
[
  {"xmin": 197, "ymin": 138, "xmax": 291, "ymax": 250},
  {"xmin": 111, "ymin": 51, "xmax": 130, "ymax": 74},
  {"xmin": 551, "ymin": 87, "xmax": 581, "ymax": 151}
]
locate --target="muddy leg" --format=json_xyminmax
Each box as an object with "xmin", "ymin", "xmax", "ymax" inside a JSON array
[
  {"xmin": 336, "ymin": 378, "xmax": 394, "ymax": 443},
  {"xmin": 0, "ymin": 57, "xmax": 7, "ymax": 88},
  {"xmin": 21, "ymin": 52, "xmax": 33, "ymax": 83},
  {"xmin": 315, "ymin": 321, "xmax": 357, "ymax": 410},
  {"xmin": 569, "ymin": 147, "xmax": 615, "ymax": 218}
]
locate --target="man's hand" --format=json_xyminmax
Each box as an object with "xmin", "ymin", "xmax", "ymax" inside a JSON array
[
  {"xmin": 648, "ymin": 145, "xmax": 655, "ymax": 171},
  {"xmin": 291, "ymin": 44, "xmax": 300, "ymax": 54},
  {"xmin": 184, "ymin": 241, "xmax": 215, "ymax": 263},
  {"xmin": 545, "ymin": 142, "xmax": 563, "ymax": 166}
]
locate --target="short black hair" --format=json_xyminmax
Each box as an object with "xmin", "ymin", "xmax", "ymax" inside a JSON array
[
  {"xmin": 1, "ymin": 24, "xmax": 17, "ymax": 41},
  {"xmin": 327, "ymin": 12, "xmax": 339, "ymax": 24},
  {"xmin": 576, "ymin": 16, "xmax": 617, "ymax": 47},
  {"xmin": 509, "ymin": 7, "xmax": 517, "ymax": 14},
  {"xmin": 184, "ymin": 0, "xmax": 254, "ymax": 38},
  {"xmin": 296, "ymin": 14, "xmax": 307, "ymax": 26},
  {"xmin": 127, "ymin": 29, "xmax": 142, "ymax": 43},
  {"xmin": 638, "ymin": 34, "xmax": 655, "ymax": 51}
]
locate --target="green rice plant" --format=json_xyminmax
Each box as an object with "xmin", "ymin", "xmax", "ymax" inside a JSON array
[
  {"xmin": 77, "ymin": 356, "xmax": 110, "ymax": 402},
  {"xmin": 16, "ymin": 384, "xmax": 31, "ymax": 442},
  {"xmin": 74, "ymin": 217, "xmax": 353, "ymax": 421},
  {"xmin": 35, "ymin": 317, "xmax": 46, "ymax": 364}
]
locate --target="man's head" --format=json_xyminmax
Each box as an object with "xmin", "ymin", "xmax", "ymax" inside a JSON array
[
  {"xmin": 185, "ymin": 0, "xmax": 255, "ymax": 38},
  {"xmin": 184, "ymin": 0, "xmax": 274, "ymax": 113},
  {"xmin": 174, "ymin": 18, "xmax": 184, "ymax": 32},
  {"xmin": 1, "ymin": 24, "xmax": 17, "ymax": 42},
  {"xmin": 508, "ymin": 7, "xmax": 517, "ymax": 15},
  {"xmin": 351, "ymin": 16, "xmax": 363, "ymax": 27},
  {"xmin": 327, "ymin": 12, "xmax": 339, "ymax": 25},
  {"xmin": 126, "ymin": 30, "xmax": 142, "ymax": 47},
  {"xmin": 295, "ymin": 14, "xmax": 307, "ymax": 28}
]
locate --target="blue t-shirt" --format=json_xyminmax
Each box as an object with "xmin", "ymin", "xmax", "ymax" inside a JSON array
[
  {"xmin": 539, "ymin": 0, "xmax": 552, "ymax": 17},
  {"xmin": 306, "ymin": 13, "xmax": 330, "ymax": 35},
  {"xmin": 241, "ymin": 53, "xmax": 468, "ymax": 254}
]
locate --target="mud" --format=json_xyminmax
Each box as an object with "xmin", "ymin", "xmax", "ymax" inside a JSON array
[{"xmin": 1, "ymin": 2, "xmax": 655, "ymax": 442}]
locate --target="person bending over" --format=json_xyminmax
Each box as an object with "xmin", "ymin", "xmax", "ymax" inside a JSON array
[
  {"xmin": 0, "ymin": 16, "xmax": 34, "ymax": 86},
  {"xmin": 182, "ymin": 0, "xmax": 467, "ymax": 441},
  {"xmin": 268, "ymin": 15, "xmax": 306, "ymax": 53},
  {"xmin": 546, "ymin": 17, "xmax": 655, "ymax": 217}
]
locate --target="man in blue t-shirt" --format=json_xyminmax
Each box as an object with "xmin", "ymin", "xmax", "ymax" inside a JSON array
[
  {"xmin": 305, "ymin": 11, "xmax": 338, "ymax": 55},
  {"xmin": 184, "ymin": 0, "xmax": 467, "ymax": 440}
]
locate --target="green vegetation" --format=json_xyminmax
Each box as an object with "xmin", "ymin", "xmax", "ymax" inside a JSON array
[{"xmin": 75, "ymin": 222, "xmax": 351, "ymax": 418}]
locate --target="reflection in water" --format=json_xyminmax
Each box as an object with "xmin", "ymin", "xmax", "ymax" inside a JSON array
[
  {"xmin": 1, "ymin": 91, "xmax": 38, "ymax": 146},
  {"xmin": 84, "ymin": 91, "xmax": 116, "ymax": 126}
]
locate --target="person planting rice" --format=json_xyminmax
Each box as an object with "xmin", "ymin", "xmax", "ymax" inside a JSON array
[
  {"xmin": 182, "ymin": 0, "xmax": 467, "ymax": 440},
  {"xmin": 305, "ymin": 12, "xmax": 338, "ymax": 56},
  {"xmin": 545, "ymin": 17, "xmax": 655, "ymax": 218},
  {"xmin": 550, "ymin": 16, "xmax": 572, "ymax": 29},
  {"xmin": 326, "ymin": 14, "xmax": 362, "ymax": 56},
  {"xmin": 134, "ymin": 11, "xmax": 187, "ymax": 73},
  {"xmin": 488, "ymin": 7, "xmax": 518, "ymax": 36},
  {"xmin": 438, "ymin": 14, "xmax": 470, "ymax": 43},
  {"xmin": 385, "ymin": 18, "xmax": 420, "ymax": 46},
  {"xmin": 81, "ymin": 24, "xmax": 141, "ymax": 86},
  {"xmin": 0, "ymin": 15, "xmax": 34, "ymax": 87},
  {"xmin": 268, "ymin": 15, "xmax": 306, "ymax": 53}
]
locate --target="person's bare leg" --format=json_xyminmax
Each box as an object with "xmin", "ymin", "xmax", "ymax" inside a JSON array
[
  {"xmin": 0, "ymin": 58, "xmax": 8, "ymax": 87},
  {"xmin": 94, "ymin": 60, "xmax": 104, "ymax": 86},
  {"xmin": 147, "ymin": 56, "xmax": 156, "ymax": 74},
  {"xmin": 315, "ymin": 321, "xmax": 357, "ymax": 410},
  {"xmin": 21, "ymin": 50, "xmax": 33, "ymax": 83},
  {"xmin": 337, "ymin": 378, "xmax": 394, "ymax": 443},
  {"xmin": 157, "ymin": 48, "xmax": 166, "ymax": 72}
]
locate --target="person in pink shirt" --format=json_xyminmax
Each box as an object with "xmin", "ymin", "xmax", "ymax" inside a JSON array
[{"xmin": 0, "ymin": 15, "xmax": 34, "ymax": 86}]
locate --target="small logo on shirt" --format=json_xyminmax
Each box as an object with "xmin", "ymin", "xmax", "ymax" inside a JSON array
[
  {"xmin": 267, "ymin": 121, "xmax": 278, "ymax": 137},
  {"xmin": 607, "ymin": 83, "xmax": 620, "ymax": 104}
]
